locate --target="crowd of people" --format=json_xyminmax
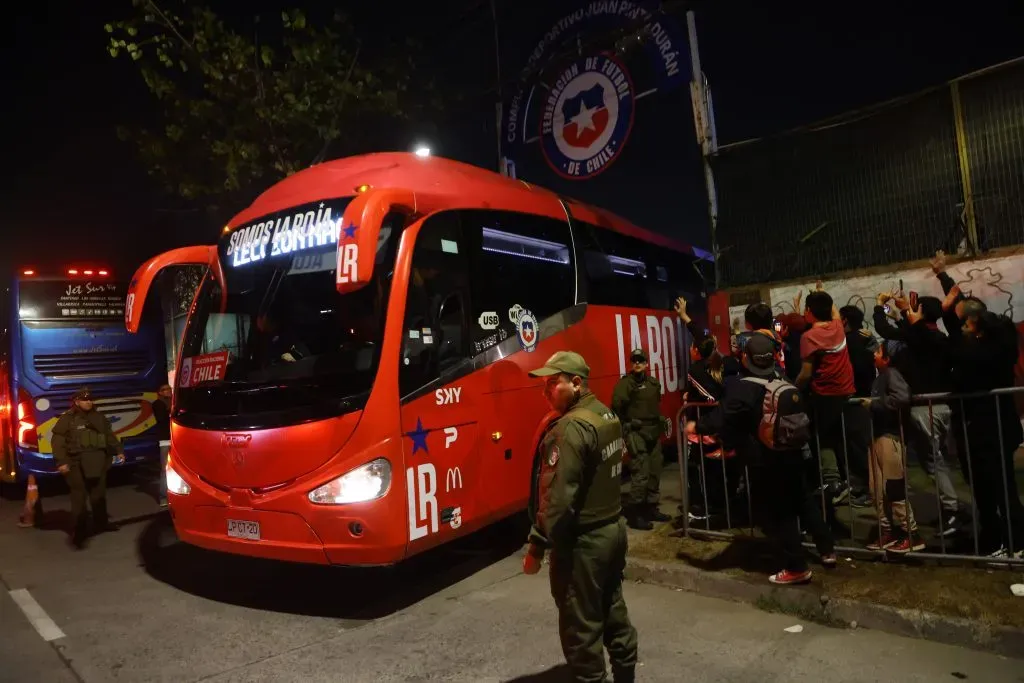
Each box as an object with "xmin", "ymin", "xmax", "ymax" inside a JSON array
[{"xmin": 676, "ymin": 250, "xmax": 1024, "ymax": 583}]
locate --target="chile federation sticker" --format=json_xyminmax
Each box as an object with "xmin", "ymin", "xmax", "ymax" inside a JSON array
[
  {"xmin": 514, "ymin": 307, "xmax": 539, "ymax": 353},
  {"xmin": 540, "ymin": 54, "xmax": 635, "ymax": 180}
]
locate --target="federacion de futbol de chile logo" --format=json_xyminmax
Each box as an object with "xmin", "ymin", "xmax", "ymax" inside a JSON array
[{"xmin": 540, "ymin": 54, "xmax": 635, "ymax": 180}]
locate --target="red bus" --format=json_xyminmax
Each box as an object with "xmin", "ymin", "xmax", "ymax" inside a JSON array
[{"xmin": 125, "ymin": 153, "xmax": 707, "ymax": 565}]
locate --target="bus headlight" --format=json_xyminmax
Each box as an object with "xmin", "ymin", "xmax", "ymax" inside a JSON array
[
  {"xmin": 166, "ymin": 459, "xmax": 191, "ymax": 496},
  {"xmin": 308, "ymin": 458, "xmax": 391, "ymax": 505}
]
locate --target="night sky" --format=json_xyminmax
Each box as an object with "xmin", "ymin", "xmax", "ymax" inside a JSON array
[{"xmin": 5, "ymin": 0, "xmax": 1022, "ymax": 278}]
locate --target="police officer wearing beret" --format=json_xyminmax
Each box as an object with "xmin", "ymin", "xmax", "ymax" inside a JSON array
[
  {"xmin": 611, "ymin": 348, "xmax": 669, "ymax": 530},
  {"xmin": 524, "ymin": 351, "xmax": 638, "ymax": 683},
  {"xmin": 51, "ymin": 387, "xmax": 125, "ymax": 548}
]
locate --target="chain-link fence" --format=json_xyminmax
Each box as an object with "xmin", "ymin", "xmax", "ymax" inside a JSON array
[{"xmin": 713, "ymin": 58, "xmax": 1024, "ymax": 288}]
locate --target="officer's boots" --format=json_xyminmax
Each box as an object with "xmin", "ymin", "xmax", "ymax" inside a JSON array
[
  {"xmin": 612, "ymin": 665, "xmax": 636, "ymax": 683},
  {"xmin": 625, "ymin": 505, "xmax": 653, "ymax": 531},
  {"xmin": 92, "ymin": 499, "xmax": 120, "ymax": 533},
  {"xmin": 70, "ymin": 516, "xmax": 89, "ymax": 550},
  {"xmin": 646, "ymin": 503, "xmax": 670, "ymax": 523}
]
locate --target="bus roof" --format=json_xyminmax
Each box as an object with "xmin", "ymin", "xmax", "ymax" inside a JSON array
[{"xmin": 228, "ymin": 152, "xmax": 700, "ymax": 258}]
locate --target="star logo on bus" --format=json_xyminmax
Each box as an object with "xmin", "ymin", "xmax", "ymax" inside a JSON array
[
  {"xmin": 405, "ymin": 418, "xmax": 429, "ymax": 454},
  {"xmin": 342, "ymin": 223, "xmax": 358, "ymax": 240}
]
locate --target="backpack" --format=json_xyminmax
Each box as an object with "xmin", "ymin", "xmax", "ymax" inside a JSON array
[{"xmin": 741, "ymin": 376, "xmax": 811, "ymax": 450}]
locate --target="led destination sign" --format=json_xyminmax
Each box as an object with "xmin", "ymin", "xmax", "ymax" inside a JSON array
[{"xmin": 224, "ymin": 198, "xmax": 351, "ymax": 268}]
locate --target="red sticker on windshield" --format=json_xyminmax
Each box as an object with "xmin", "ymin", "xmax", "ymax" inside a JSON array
[{"xmin": 179, "ymin": 351, "xmax": 229, "ymax": 388}]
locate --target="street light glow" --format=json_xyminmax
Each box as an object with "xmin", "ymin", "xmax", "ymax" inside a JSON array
[{"xmin": 414, "ymin": 145, "xmax": 431, "ymax": 158}]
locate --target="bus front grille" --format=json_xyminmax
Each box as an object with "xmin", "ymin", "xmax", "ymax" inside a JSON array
[{"xmin": 33, "ymin": 351, "xmax": 152, "ymax": 380}]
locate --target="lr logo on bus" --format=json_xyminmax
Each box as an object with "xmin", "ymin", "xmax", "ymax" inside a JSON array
[
  {"xmin": 407, "ymin": 464, "xmax": 438, "ymax": 540},
  {"xmin": 337, "ymin": 244, "xmax": 359, "ymax": 284}
]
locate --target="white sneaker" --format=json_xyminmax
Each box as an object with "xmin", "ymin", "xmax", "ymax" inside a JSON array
[{"xmin": 987, "ymin": 546, "xmax": 1024, "ymax": 567}]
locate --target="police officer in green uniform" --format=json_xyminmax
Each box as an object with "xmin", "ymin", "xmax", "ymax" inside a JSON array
[
  {"xmin": 51, "ymin": 387, "xmax": 125, "ymax": 548},
  {"xmin": 611, "ymin": 348, "xmax": 670, "ymax": 530},
  {"xmin": 524, "ymin": 351, "xmax": 638, "ymax": 683}
]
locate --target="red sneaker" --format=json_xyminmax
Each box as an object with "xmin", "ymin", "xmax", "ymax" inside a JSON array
[
  {"xmin": 867, "ymin": 533, "xmax": 897, "ymax": 551},
  {"xmin": 886, "ymin": 536, "xmax": 925, "ymax": 554},
  {"xmin": 769, "ymin": 569, "xmax": 813, "ymax": 585}
]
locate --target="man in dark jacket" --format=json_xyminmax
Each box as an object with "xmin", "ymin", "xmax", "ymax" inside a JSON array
[
  {"xmin": 839, "ymin": 306, "xmax": 879, "ymax": 398},
  {"xmin": 947, "ymin": 305, "xmax": 1024, "ymax": 558},
  {"xmin": 837, "ymin": 306, "xmax": 878, "ymax": 506},
  {"xmin": 874, "ymin": 291, "xmax": 961, "ymax": 533},
  {"xmin": 687, "ymin": 334, "xmax": 835, "ymax": 584},
  {"xmin": 51, "ymin": 387, "xmax": 125, "ymax": 548},
  {"xmin": 151, "ymin": 384, "xmax": 172, "ymax": 506}
]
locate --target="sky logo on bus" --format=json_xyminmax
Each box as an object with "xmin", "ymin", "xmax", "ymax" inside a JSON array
[
  {"xmin": 510, "ymin": 304, "xmax": 539, "ymax": 353},
  {"xmin": 540, "ymin": 54, "xmax": 635, "ymax": 180}
]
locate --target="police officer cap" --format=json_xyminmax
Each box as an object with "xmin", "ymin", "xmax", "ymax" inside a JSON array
[
  {"xmin": 528, "ymin": 351, "xmax": 590, "ymax": 379},
  {"xmin": 72, "ymin": 387, "xmax": 94, "ymax": 401},
  {"xmin": 629, "ymin": 348, "xmax": 648, "ymax": 362}
]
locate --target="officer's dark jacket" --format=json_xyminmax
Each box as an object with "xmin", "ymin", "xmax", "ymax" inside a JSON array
[
  {"xmin": 611, "ymin": 373, "xmax": 661, "ymax": 422},
  {"xmin": 530, "ymin": 392, "xmax": 624, "ymax": 548},
  {"xmin": 51, "ymin": 408, "xmax": 122, "ymax": 476}
]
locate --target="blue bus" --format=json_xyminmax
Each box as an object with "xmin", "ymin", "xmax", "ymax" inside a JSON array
[{"xmin": 1, "ymin": 268, "xmax": 166, "ymax": 483}]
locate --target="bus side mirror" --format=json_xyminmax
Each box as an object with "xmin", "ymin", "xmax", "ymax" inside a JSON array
[
  {"xmin": 126, "ymin": 245, "xmax": 222, "ymax": 334},
  {"xmin": 336, "ymin": 188, "xmax": 419, "ymax": 295}
]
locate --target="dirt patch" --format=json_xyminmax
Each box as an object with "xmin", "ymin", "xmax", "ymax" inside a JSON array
[{"xmin": 630, "ymin": 524, "xmax": 1024, "ymax": 629}]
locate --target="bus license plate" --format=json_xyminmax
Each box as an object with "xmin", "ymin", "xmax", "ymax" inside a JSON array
[{"xmin": 227, "ymin": 519, "xmax": 260, "ymax": 541}]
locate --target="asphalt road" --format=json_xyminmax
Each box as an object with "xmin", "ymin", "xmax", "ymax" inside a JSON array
[{"xmin": 1, "ymin": 478, "xmax": 1022, "ymax": 683}]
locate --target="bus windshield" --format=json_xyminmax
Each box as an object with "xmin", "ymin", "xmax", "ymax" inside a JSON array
[{"xmin": 173, "ymin": 197, "xmax": 402, "ymax": 428}]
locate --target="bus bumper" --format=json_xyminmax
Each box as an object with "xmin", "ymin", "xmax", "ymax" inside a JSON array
[
  {"xmin": 167, "ymin": 462, "xmax": 407, "ymax": 567},
  {"xmin": 14, "ymin": 440, "xmax": 160, "ymax": 480}
]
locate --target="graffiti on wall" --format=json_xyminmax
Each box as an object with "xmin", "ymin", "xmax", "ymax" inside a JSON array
[{"xmin": 738, "ymin": 253, "xmax": 1024, "ymax": 336}]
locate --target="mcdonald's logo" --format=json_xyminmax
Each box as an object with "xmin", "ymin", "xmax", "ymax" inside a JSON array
[{"xmin": 446, "ymin": 466, "xmax": 462, "ymax": 492}]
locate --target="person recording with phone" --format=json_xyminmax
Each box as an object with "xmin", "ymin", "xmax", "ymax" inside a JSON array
[
  {"xmin": 731, "ymin": 301, "xmax": 786, "ymax": 376},
  {"xmin": 873, "ymin": 288, "xmax": 962, "ymax": 534}
]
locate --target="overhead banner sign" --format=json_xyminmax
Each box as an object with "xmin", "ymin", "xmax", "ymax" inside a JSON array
[{"xmin": 502, "ymin": 1, "xmax": 689, "ymax": 181}]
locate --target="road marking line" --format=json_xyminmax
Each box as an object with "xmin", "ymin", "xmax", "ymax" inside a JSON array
[{"xmin": 9, "ymin": 589, "xmax": 66, "ymax": 642}]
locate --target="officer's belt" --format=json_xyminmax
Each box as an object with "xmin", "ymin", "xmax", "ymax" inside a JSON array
[{"xmin": 575, "ymin": 515, "xmax": 621, "ymax": 535}]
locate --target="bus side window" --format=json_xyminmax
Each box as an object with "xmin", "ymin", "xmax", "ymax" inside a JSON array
[
  {"xmin": 462, "ymin": 209, "xmax": 574, "ymax": 355},
  {"xmin": 576, "ymin": 221, "xmax": 706, "ymax": 312},
  {"xmin": 400, "ymin": 212, "xmax": 471, "ymax": 396}
]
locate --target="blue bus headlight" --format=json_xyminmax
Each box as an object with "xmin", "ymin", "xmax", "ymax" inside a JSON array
[{"xmin": 308, "ymin": 458, "xmax": 391, "ymax": 505}]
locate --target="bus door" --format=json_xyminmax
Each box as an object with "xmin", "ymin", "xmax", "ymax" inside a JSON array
[
  {"xmin": 398, "ymin": 212, "xmax": 479, "ymax": 553},
  {"xmin": 459, "ymin": 209, "xmax": 578, "ymax": 518}
]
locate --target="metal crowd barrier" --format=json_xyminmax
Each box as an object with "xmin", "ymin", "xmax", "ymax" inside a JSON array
[{"xmin": 673, "ymin": 387, "xmax": 1024, "ymax": 568}]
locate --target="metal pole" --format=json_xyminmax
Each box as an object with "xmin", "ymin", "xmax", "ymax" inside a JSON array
[
  {"xmin": 685, "ymin": 10, "xmax": 721, "ymax": 290},
  {"xmin": 489, "ymin": 0, "xmax": 504, "ymax": 174},
  {"xmin": 676, "ymin": 404, "xmax": 689, "ymax": 536}
]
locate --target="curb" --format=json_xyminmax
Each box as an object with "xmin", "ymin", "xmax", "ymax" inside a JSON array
[{"xmin": 625, "ymin": 556, "xmax": 1024, "ymax": 660}]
